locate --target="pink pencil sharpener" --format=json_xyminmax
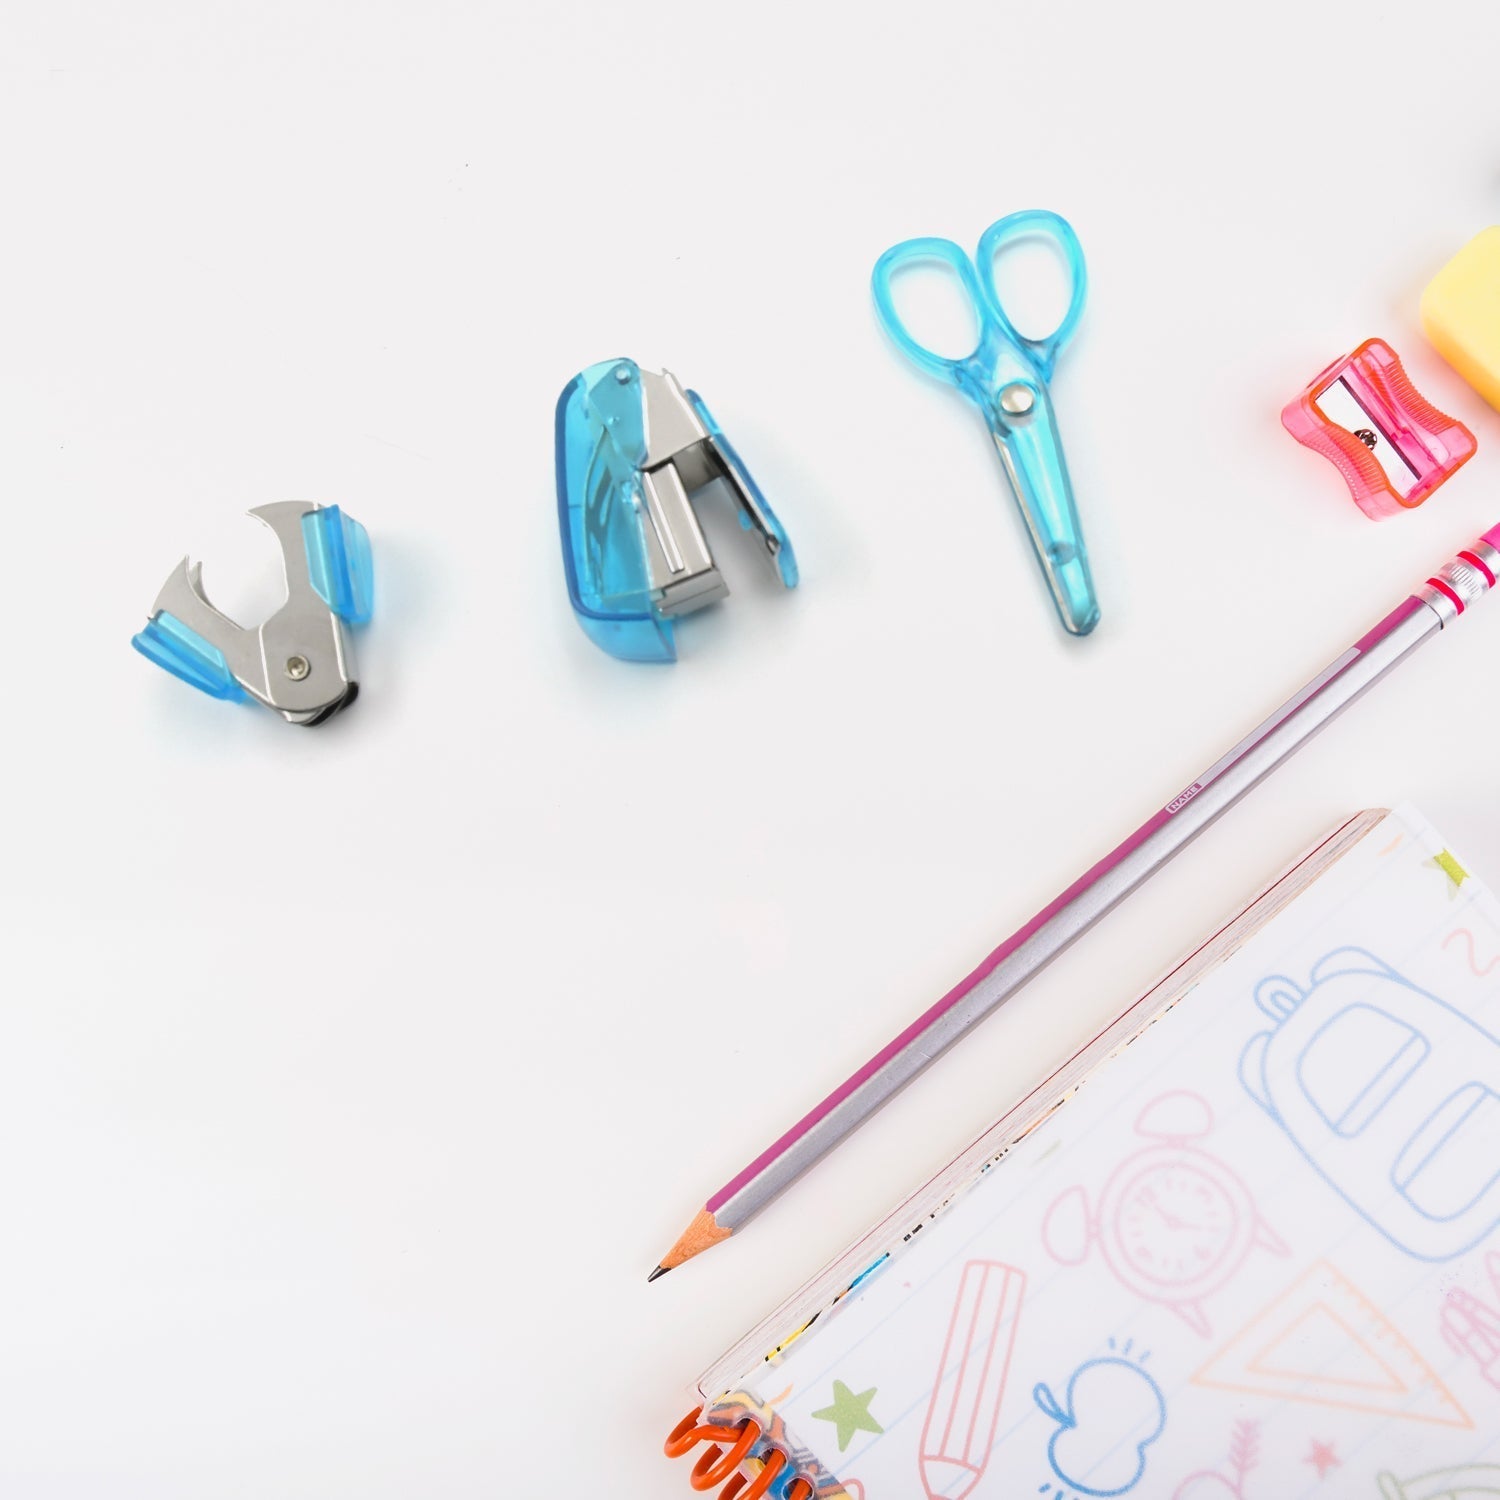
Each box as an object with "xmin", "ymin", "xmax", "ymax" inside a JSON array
[{"xmin": 1282, "ymin": 338, "xmax": 1476, "ymax": 520}]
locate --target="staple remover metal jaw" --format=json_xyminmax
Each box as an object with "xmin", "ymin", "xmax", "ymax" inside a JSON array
[
  {"xmin": 132, "ymin": 502, "xmax": 374, "ymax": 725},
  {"xmin": 555, "ymin": 358, "xmax": 798, "ymax": 663}
]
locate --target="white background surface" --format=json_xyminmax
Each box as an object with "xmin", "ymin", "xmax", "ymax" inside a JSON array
[{"xmin": 4, "ymin": 2, "xmax": 1500, "ymax": 1495}]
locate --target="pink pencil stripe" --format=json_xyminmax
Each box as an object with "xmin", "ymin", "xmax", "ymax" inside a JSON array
[
  {"xmin": 1461, "ymin": 550, "xmax": 1497, "ymax": 588},
  {"xmin": 708, "ymin": 809, "xmax": 1176, "ymax": 1212},
  {"xmin": 1352, "ymin": 595, "xmax": 1422, "ymax": 653},
  {"xmin": 707, "ymin": 568, "xmax": 1453, "ymax": 1218},
  {"xmin": 1428, "ymin": 576, "xmax": 1466, "ymax": 614}
]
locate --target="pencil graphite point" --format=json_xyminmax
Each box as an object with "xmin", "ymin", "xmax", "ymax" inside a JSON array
[{"xmin": 651, "ymin": 1207, "xmax": 733, "ymax": 1281}]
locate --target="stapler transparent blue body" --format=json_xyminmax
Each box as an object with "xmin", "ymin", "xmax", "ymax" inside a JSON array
[
  {"xmin": 555, "ymin": 359, "xmax": 798, "ymax": 663},
  {"xmin": 132, "ymin": 502, "xmax": 373, "ymax": 725}
]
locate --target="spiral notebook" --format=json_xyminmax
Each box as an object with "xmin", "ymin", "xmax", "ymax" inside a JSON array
[{"xmin": 669, "ymin": 806, "xmax": 1500, "ymax": 1500}]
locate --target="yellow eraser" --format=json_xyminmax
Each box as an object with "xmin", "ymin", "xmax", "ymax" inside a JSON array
[{"xmin": 1421, "ymin": 226, "xmax": 1500, "ymax": 412}]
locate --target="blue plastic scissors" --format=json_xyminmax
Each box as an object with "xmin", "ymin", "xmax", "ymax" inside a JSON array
[{"xmin": 872, "ymin": 209, "xmax": 1099, "ymax": 636}]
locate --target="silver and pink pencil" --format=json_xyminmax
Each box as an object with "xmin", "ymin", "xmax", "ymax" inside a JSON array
[{"xmin": 653, "ymin": 523, "xmax": 1500, "ymax": 1278}]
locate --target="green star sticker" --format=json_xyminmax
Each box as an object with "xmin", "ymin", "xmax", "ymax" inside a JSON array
[
  {"xmin": 1433, "ymin": 849, "xmax": 1471, "ymax": 889},
  {"xmin": 810, "ymin": 1379, "xmax": 883, "ymax": 1451}
]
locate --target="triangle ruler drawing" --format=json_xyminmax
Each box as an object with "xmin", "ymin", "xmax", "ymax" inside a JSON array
[{"xmin": 1193, "ymin": 1260, "xmax": 1470, "ymax": 1428}]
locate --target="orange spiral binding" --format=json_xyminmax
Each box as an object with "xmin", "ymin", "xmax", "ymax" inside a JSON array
[{"xmin": 667, "ymin": 1407, "xmax": 817, "ymax": 1500}]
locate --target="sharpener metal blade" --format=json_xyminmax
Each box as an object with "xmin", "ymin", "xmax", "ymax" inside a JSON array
[{"xmin": 1312, "ymin": 377, "xmax": 1420, "ymax": 497}]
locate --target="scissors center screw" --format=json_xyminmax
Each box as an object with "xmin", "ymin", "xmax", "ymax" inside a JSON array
[
  {"xmin": 284, "ymin": 655, "xmax": 311, "ymax": 681},
  {"xmin": 999, "ymin": 382, "xmax": 1036, "ymax": 417}
]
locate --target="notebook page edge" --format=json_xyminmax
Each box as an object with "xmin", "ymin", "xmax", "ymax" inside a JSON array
[{"xmin": 695, "ymin": 807, "xmax": 1392, "ymax": 1407}]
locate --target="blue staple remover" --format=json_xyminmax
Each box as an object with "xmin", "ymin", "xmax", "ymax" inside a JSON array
[{"xmin": 132, "ymin": 501, "xmax": 373, "ymax": 725}]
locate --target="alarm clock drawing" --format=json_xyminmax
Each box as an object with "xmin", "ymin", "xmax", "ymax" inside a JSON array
[{"xmin": 1043, "ymin": 1091, "xmax": 1289, "ymax": 1337}]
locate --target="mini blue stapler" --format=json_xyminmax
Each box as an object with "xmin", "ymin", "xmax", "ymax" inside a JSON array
[
  {"xmin": 555, "ymin": 359, "xmax": 798, "ymax": 662},
  {"xmin": 132, "ymin": 501, "xmax": 373, "ymax": 725}
]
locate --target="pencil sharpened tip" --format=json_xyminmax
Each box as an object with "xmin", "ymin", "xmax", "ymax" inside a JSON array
[{"xmin": 656, "ymin": 1208, "xmax": 733, "ymax": 1276}]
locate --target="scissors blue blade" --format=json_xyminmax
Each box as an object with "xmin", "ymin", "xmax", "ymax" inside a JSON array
[{"xmin": 872, "ymin": 209, "xmax": 1099, "ymax": 637}]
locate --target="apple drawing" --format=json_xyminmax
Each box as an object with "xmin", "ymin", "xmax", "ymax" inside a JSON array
[{"xmin": 1033, "ymin": 1355, "xmax": 1166, "ymax": 1497}]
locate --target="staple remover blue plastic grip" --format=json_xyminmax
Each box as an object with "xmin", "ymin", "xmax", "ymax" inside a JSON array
[
  {"xmin": 873, "ymin": 210, "xmax": 1099, "ymax": 636},
  {"xmin": 132, "ymin": 501, "xmax": 373, "ymax": 725},
  {"xmin": 555, "ymin": 359, "xmax": 798, "ymax": 663}
]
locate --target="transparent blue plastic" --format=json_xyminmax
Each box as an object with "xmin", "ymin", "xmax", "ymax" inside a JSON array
[
  {"xmin": 555, "ymin": 358, "xmax": 677, "ymax": 663},
  {"xmin": 871, "ymin": 209, "xmax": 1099, "ymax": 636},
  {"xmin": 686, "ymin": 389, "xmax": 800, "ymax": 589},
  {"xmin": 303, "ymin": 505, "xmax": 374, "ymax": 625},
  {"xmin": 131, "ymin": 611, "xmax": 249, "ymax": 702}
]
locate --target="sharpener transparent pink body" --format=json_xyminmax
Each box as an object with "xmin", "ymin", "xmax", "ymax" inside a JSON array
[{"xmin": 1282, "ymin": 338, "xmax": 1476, "ymax": 519}]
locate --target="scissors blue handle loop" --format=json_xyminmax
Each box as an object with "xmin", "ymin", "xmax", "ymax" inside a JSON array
[
  {"xmin": 870, "ymin": 236, "xmax": 1007, "ymax": 394},
  {"xmin": 976, "ymin": 209, "xmax": 1087, "ymax": 383},
  {"xmin": 870, "ymin": 210, "xmax": 1100, "ymax": 637}
]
